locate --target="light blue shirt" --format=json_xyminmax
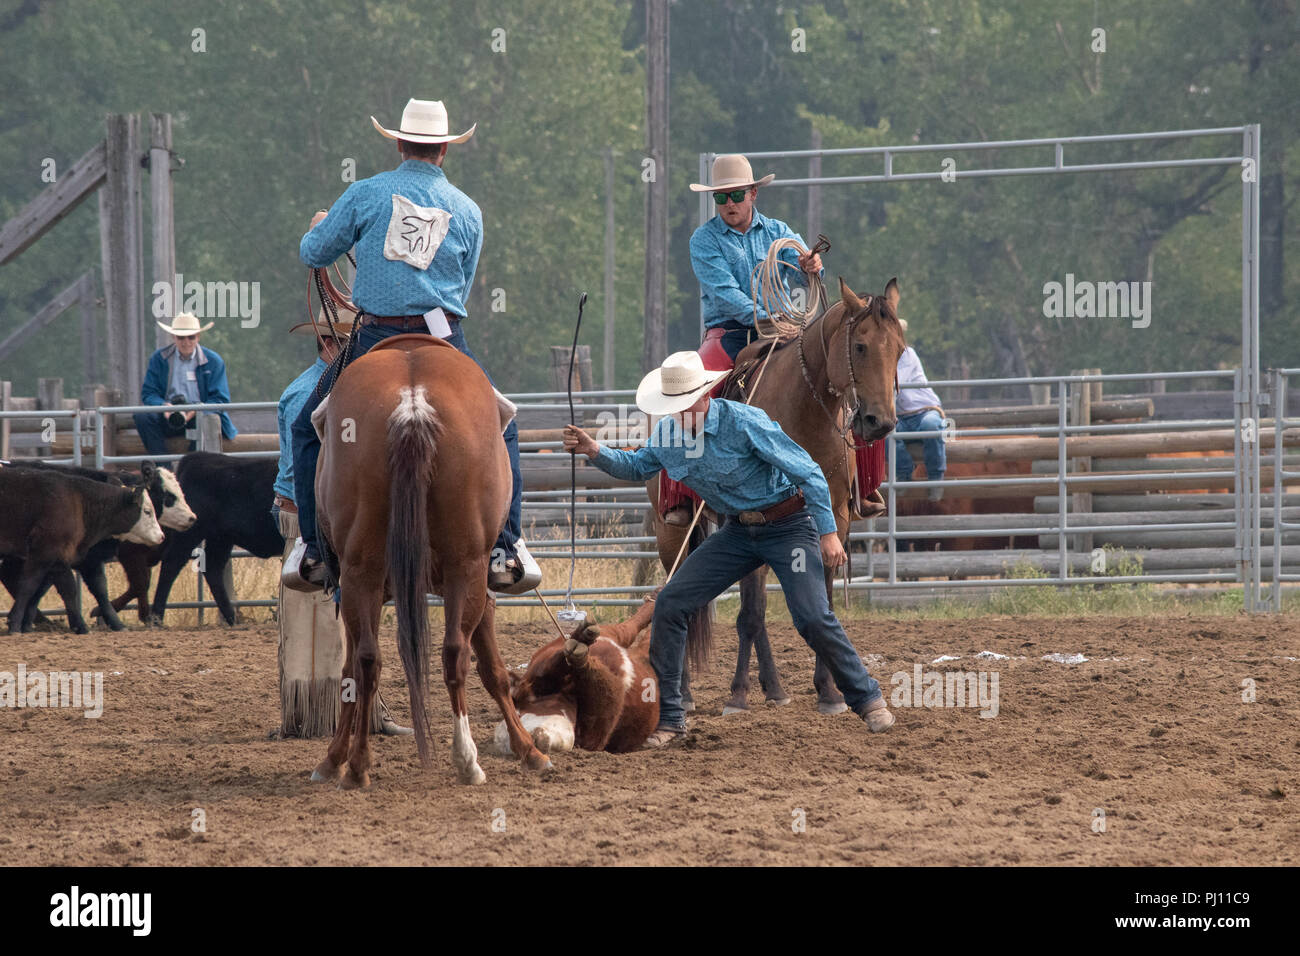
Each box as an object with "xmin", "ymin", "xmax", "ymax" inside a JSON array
[
  {"xmin": 690, "ymin": 211, "xmax": 818, "ymax": 329},
  {"xmin": 275, "ymin": 357, "xmax": 328, "ymax": 499},
  {"xmin": 591, "ymin": 398, "xmax": 836, "ymax": 535},
  {"xmin": 300, "ymin": 160, "xmax": 483, "ymax": 318},
  {"xmin": 168, "ymin": 351, "xmax": 201, "ymax": 404}
]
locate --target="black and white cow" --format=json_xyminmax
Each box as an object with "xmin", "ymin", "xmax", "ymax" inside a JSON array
[
  {"xmin": 0, "ymin": 460, "xmax": 195, "ymax": 631},
  {"xmin": 124, "ymin": 451, "xmax": 284, "ymax": 626},
  {"xmin": 0, "ymin": 467, "xmax": 164, "ymax": 634}
]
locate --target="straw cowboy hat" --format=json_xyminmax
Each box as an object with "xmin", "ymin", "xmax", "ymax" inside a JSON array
[
  {"xmin": 371, "ymin": 98, "xmax": 476, "ymax": 145},
  {"xmin": 156, "ymin": 312, "xmax": 213, "ymax": 335},
  {"xmin": 288, "ymin": 305, "xmax": 358, "ymax": 340},
  {"xmin": 636, "ymin": 351, "xmax": 730, "ymax": 416},
  {"xmin": 689, "ymin": 154, "xmax": 775, "ymax": 193}
]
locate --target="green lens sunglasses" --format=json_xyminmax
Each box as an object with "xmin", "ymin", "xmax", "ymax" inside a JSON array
[{"xmin": 712, "ymin": 189, "xmax": 749, "ymax": 205}]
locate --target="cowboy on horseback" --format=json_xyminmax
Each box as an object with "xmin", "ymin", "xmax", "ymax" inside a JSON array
[
  {"xmin": 282, "ymin": 97, "xmax": 541, "ymax": 595},
  {"xmin": 564, "ymin": 351, "xmax": 896, "ymax": 747},
  {"xmin": 656, "ymin": 154, "xmax": 824, "ymax": 527}
]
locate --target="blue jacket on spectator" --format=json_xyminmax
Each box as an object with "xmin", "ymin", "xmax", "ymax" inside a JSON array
[{"xmin": 141, "ymin": 343, "xmax": 238, "ymax": 439}]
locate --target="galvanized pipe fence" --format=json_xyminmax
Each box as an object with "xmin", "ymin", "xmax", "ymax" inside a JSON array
[{"xmin": 2, "ymin": 365, "xmax": 1293, "ymax": 617}]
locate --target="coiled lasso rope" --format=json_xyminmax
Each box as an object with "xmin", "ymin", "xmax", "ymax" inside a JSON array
[{"xmin": 748, "ymin": 234, "xmax": 830, "ymax": 338}]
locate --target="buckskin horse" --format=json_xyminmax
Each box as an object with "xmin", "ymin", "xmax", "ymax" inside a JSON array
[
  {"xmin": 649, "ymin": 277, "xmax": 906, "ymax": 716},
  {"xmin": 308, "ymin": 334, "xmax": 551, "ymax": 788}
]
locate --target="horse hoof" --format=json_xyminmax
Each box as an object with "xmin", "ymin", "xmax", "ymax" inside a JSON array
[
  {"xmin": 524, "ymin": 751, "xmax": 553, "ymax": 774},
  {"xmin": 818, "ymin": 701, "xmax": 850, "ymax": 716},
  {"xmin": 459, "ymin": 765, "xmax": 488, "ymax": 786},
  {"xmin": 310, "ymin": 760, "xmax": 342, "ymax": 784},
  {"xmin": 337, "ymin": 769, "xmax": 370, "ymax": 791},
  {"xmin": 721, "ymin": 704, "xmax": 748, "ymax": 716},
  {"xmin": 766, "ymin": 697, "xmax": 793, "ymax": 707}
]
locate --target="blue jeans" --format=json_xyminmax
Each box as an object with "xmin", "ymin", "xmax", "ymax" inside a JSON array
[
  {"xmin": 650, "ymin": 510, "xmax": 882, "ymax": 730},
  {"xmin": 133, "ymin": 410, "xmax": 192, "ymax": 456},
  {"xmin": 291, "ymin": 318, "xmax": 523, "ymax": 558},
  {"xmin": 892, "ymin": 408, "xmax": 946, "ymax": 481}
]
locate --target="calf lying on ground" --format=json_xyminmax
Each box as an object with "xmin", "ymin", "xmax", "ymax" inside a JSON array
[
  {"xmin": 1, "ymin": 460, "xmax": 195, "ymax": 631},
  {"xmin": 110, "ymin": 451, "xmax": 282, "ymax": 626},
  {"xmin": 494, "ymin": 597, "xmax": 659, "ymax": 755},
  {"xmin": 0, "ymin": 467, "xmax": 164, "ymax": 633}
]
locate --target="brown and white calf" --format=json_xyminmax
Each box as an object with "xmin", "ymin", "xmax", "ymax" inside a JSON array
[{"xmin": 495, "ymin": 597, "xmax": 659, "ymax": 755}]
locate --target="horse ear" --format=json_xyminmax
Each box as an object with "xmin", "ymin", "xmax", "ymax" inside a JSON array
[
  {"xmin": 838, "ymin": 277, "xmax": 865, "ymax": 312},
  {"xmin": 884, "ymin": 277, "xmax": 900, "ymax": 308}
]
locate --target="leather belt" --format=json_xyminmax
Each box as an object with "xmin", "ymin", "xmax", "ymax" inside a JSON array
[
  {"xmin": 363, "ymin": 314, "xmax": 431, "ymax": 330},
  {"xmin": 735, "ymin": 490, "xmax": 805, "ymax": 526},
  {"xmin": 273, "ymin": 494, "xmax": 297, "ymax": 513}
]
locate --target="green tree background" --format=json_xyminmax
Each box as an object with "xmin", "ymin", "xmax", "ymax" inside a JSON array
[{"xmin": 1, "ymin": 0, "xmax": 1296, "ymax": 401}]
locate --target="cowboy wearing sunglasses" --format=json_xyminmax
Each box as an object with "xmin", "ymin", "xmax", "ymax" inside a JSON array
[
  {"xmin": 656, "ymin": 155, "xmax": 824, "ymax": 527},
  {"xmin": 689, "ymin": 154, "xmax": 823, "ymax": 362}
]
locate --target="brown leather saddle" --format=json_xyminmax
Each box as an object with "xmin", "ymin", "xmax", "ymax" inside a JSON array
[{"xmin": 718, "ymin": 327, "xmax": 802, "ymax": 403}]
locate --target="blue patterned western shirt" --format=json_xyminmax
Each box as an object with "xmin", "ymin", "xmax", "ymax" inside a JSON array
[
  {"xmin": 591, "ymin": 398, "xmax": 836, "ymax": 535},
  {"xmin": 275, "ymin": 356, "xmax": 328, "ymax": 499},
  {"xmin": 690, "ymin": 210, "xmax": 819, "ymax": 329},
  {"xmin": 300, "ymin": 160, "xmax": 482, "ymax": 318}
]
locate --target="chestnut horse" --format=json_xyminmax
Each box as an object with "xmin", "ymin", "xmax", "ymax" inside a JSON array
[
  {"xmin": 650, "ymin": 278, "xmax": 906, "ymax": 716},
  {"xmin": 308, "ymin": 334, "xmax": 550, "ymax": 788}
]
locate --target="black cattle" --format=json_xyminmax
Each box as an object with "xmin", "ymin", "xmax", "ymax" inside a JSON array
[
  {"xmin": 0, "ymin": 467, "xmax": 163, "ymax": 634},
  {"xmin": 1, "ymin": 460, "xmax": 196, "ymax": 631},
  {"xmin": 144, "ymin": 452, "xmax": 283, "ymax": 626}
]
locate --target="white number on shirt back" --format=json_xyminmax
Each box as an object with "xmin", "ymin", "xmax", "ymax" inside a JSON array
[{"xmin": 383, "ymin": 193, "xmax": 452, "ymax": 271}]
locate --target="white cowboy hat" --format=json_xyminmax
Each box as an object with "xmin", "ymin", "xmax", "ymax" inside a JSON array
[
  {"xmin": 371, "ymin": 98, "xmax": 476, "ymax": 145},
  {"xmin": 689, "ymin": 154, "xmax": 775, "ymax": 193},
  {"xmin": 156, "ymin": 312, "xmax": 213, "ymax": 335},
  {"xmin": 636, "ymin": 351, "xmax": 729, "ymax": 416},
  {"xmin": 288, "ymin": 305, "xmax": 357, "ymax": 340}
]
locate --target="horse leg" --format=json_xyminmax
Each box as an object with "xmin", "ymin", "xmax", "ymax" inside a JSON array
[
  {"xmin": 311, "ymin": 585, "xmax": 375, "ymax": 785},
  {"xmin": 469, "ymin": 592, "xmax": 551, "ymax": 772},
  {"xmin": 442, "ymin": 581, "xmax": 487, "ymax": 785},
  {"xmin": 737, "ymin": 567, "xmax": 791, "ymax": 709},
  {"xmin": 814, "ymin": 567, "xmax": 849, "ymax": 715},
  {"xmin": 339, "ymin": 580, "xmax": 384, "ymax": 790}
]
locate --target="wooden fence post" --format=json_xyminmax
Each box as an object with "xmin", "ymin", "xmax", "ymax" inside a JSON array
[
  {"xmin": 0, "ymin": 381, "xmax": 11, "ymax": 460},
  {"xmin": 36, "ymin": 377, "xmax": 64, "ymax": 459},
  {"xmin": 99, "ymin": 112, "xmax": 145, "ymax": 400}
]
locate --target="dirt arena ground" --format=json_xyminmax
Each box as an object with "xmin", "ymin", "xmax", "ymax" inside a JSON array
[{"xmin": 2, "ymin": 612, "xmax": 1296, "ymax": 866}]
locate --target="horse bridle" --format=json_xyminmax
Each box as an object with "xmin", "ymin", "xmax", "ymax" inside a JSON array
[{"xmin": 797, "ymin": 293, "xmax": 900, "ymax": 487}]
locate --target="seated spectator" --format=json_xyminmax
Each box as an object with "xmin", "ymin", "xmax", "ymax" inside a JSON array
[
  {"xmin": 892, "ymin": 320, "xmax": 946, "ymax": 500},
  {"xmin": 134, "ymin": 312, "xmax": 237, "ymax": 456}
]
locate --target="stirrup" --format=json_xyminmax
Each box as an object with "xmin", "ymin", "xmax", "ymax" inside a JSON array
[
  {"xmin": 282, "ymin": 538, "xmax": 325, "ymax": 593},
  {"xmin": 489, "ymin": 537, "xmax": 543, "ymax": 596}
]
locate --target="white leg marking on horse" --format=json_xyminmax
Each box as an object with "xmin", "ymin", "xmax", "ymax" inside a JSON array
[
  {"xmin": 452, "ymin": 713, "xmax": 486, "ymax": 785},
  {"xmin": 597, "ymin": 637, "xmax": 635, "ymax": 692}
]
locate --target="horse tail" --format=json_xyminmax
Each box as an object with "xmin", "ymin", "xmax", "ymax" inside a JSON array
[
  {"xmin": 386, "ymin": 384, "xmax": 441, "ymax": 766},
  {"xmin": 684, "ymin": 519, "xmax": 715, "ymax": 672}
]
